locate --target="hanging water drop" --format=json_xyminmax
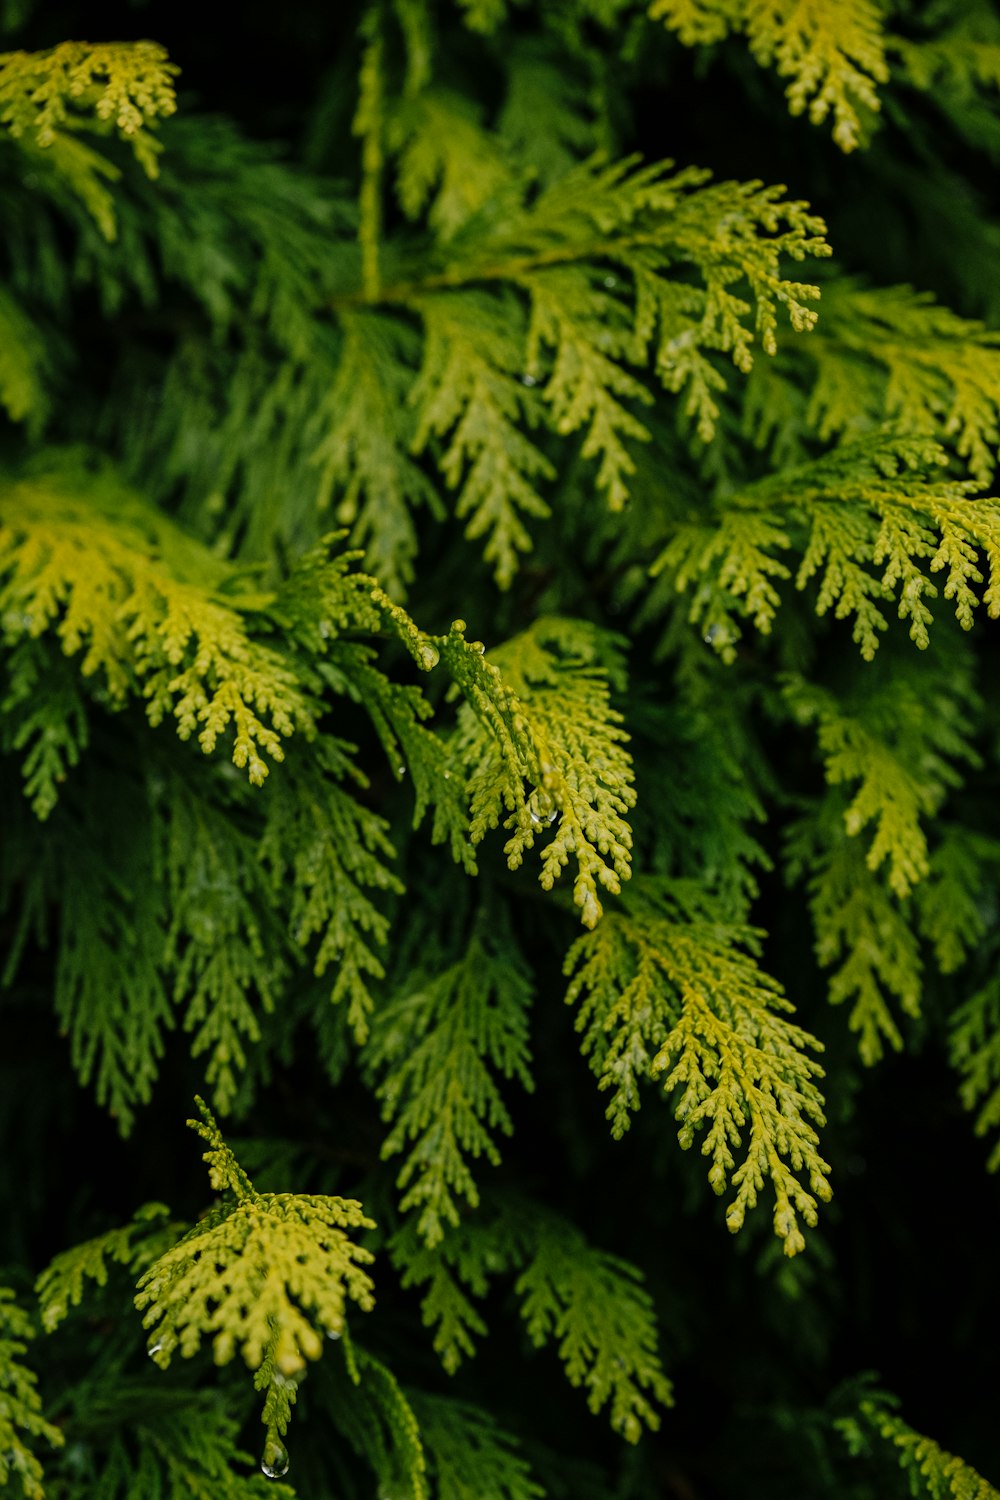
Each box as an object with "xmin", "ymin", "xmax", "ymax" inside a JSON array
[
  {"xmin": 326, "ymin": 1326, "xmax": 342, "ymax": 1341},
  {"xmin": 261, "ymin": 1437, "xmax": 290, "ymax": 1480},
  {"xmin": 527, "ymin": 788, "xmax": 558, "ymax": 826},
  {"xmin": 147, "ymin": 1341, "xmax": 163, "ymax": 1360}
]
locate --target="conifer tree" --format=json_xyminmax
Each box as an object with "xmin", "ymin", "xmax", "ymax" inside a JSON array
[{"xmin": 2, "ymin": 2, "xmax": 1000, "ymax": 1496}]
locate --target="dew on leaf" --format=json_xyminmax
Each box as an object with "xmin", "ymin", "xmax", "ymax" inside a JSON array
[
  {"xmin": 528, "ymin": 788, "xmax": 558, "ymax": 826},
  {"xmin": 261, "ymin": 1437, "xmax": 290, "ymax": 1480}
]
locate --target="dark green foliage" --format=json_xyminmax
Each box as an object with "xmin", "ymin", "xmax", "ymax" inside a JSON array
[{"xmin": 2, "ymin": 1, "xmax": 1000, "ymax": 1497}]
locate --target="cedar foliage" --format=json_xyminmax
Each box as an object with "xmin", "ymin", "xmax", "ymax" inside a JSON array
[{"xmin": 2, "ymin": 1, "xmax": 1000, "ymax": 1496}]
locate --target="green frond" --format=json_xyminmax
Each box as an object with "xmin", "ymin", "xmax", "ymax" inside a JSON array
[
  {"xmin": 0, "ymin": 286, "xmax": 48, "ymax": 426},
  {"xmin": 0, "ymin": 472, "xmax": 314, "ymax": 794},
  {"xmin": 650, "ymin": 0, "xmax": 888, "ymax": 151},
  {"xmin": 410, "ymin": 1391, "xmax": 544, "ymax": 1500},
  {"xmin": 515, "ymin": 1212, "xmax": 673, "ymax": 1443},
  {"xmin": 388, "ymin": 1213, "xmax": 508, "ymax": 1372},
  {"xmin": 914, "ymin": 828, "xmax": 1000, "ymax": 975},
  {"xmin": 260, "ymin": 756, "xmax": 402, "ymax": 1046},
  {"xmin": 787, "ymin": 439, "xmax": 1000, "ymax": 651},
  {"xmin": 838, "ymin": 1392, "xmax": 1000, "ymax": 1499},
  {"xmin": 135, "ymin": 1103, "xmax": 376, "ymax": 1381},
  {"xmin": 746, "ymin": 270, "xmax": 1000, "ymax": 480},
  {"xmin": 0, "ymin": 1287, "xmax": 64, "ymax": 1500},
  {"xmin": 36, "ymin": 1202, "xmax": 176, "ymax": 1332},
  {"xmin": 786, "ymin": 803, "xmax": 922, "ymax": 1065},
  {"xmin": 0, "ymin": 39, "xmax": 177, "ymax": 235},
  {"xmin": 53, "ymin": 795, "xmax": 173, "ymax": 1132},
  {"xmin": 497, "ymin": 46, "xmax": 596, "ymax": 184},
  {"xmin": 628, "ymin": 686, "xmax": 772, "ymax": 917},
  {"xmin": 447, "ymin": 615, "xmax": 635, "ymax": 926},
  {"xmin": 368, "ymin": 900, "xmax": 534, "ymax": 1246},
  {"xmin": 270, "ymin": 538, "xmax": 470, "ymax": 848},
  {"xmin": 324, "ymin": 1339, "xmax": 428, "ymax": 1500},
  {"xmin": 951, "ymin": 973, "xmax": 1000, "ymax": 1173},
  {"xmin": 338, "ymin": 152, "xmax": 828, "ymax": 559},
  {"xmin": 650, "ymin": 508, "xmax": 792, "ymax": 659},
  {"xmin": 389, "ymin": 89, "xmax": 516, "ymax": 239},
  {"xmin": 500, "ymin": 157, "xmax": 827, "ymax": 455},
  {"xmin": 0, "ymin": 636, "xmax": 88, "ymax": 823},
  {"xmin": 159, "ymin": 784, "xmax": 289, "ymax": 1114},
  {"xmin": 890, "ymin": 12, "xmax": 1000, "ymax": 118},
  {"xmin": 315, "ymin": 311, "xmax": 440, "ymax": 595},
  {"xmin": 6, "ymin": 4, "xmax": 1000, "ymax": 1493},
  {"xmin": 409, "ymin": 290, "xmax": 554, "ymax": 587},
  {"xmin": 0, "ymin": 38, "xmax": 177, "ymax": 159},
  {"xmin": 782, "ymin": 672, "xmax": 977, "ymax": 901},
  {"xmin": 394, "ymin": 1193, "xmax": 671, "ymax": 1441},
  {"xmin": 44, "ymin": 1384, "xmax": 293, "ymax": 1499},
  {"xmin": 652, "ymin": 437, "xmax": 1000, "ymax": 661},
  {"xmin": 565, "ymin": 878, "xmax": 830, "ymax": 1253}
]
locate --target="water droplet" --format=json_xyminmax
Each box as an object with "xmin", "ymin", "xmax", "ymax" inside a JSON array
[
  {"xmin": 148, "ymin": 1342, "xmax": 163, "ymax": 1360},
  {"xmin": 469, "ymin": 640, "xmax": 485, "ymax": 655},
  {"xmin": 442, "ymin": 769, "xmax": 451, "ymax": 780},
  {"xmin": 326, "ymin": 1326, "xmax": 342, "ymax": 1341},
  {"xmin": 703, "ymin": 624, "xmax": 725, "ymax": 647},
  {"xmin": 261, "ymin": 1437, "xmax": 290, "ymax": 1480},
  {"xmin": 527, "ymin": 788, "xmax": 558, "ymax": 826},
  {"xmin": 396, "ymin": 764, "xmax": 407, "ymax": 778},
  {"xmin": 418, "ymin": 642, "xmax": 440, "ymax": 670},
  {"xmin": 520, "ymin": 373, "xmax": 537, "ymax": 387},
  {"xmin": 319, "ymin": 620, "xmax": 332, "ymax": 639},
  {"xmin": 603, "ymin": 275, "xmax": 618, "ymax": 289}
]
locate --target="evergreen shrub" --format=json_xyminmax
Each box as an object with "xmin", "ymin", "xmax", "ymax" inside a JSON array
[{"xmin": 2, "ymin": 2, "xmax": 999, "ymax": 1495}]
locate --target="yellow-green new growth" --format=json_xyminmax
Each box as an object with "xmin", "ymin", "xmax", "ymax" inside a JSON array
[
  {"xmin": 135, "ymin": 1100, "xmax": 376, "ymax": 1380},
  {"xmin": 446, "ymin": 616, "xmax": 635, "ymax": 927},
  {"xmin": 514, "ymin": 1214, "xmax": 674, "ymax": 1443},
  {"xmin": 332, "ymin": 152, "xmax": 829, "ymax": 584},
  {"xmin": 837, "ymin": 1390, "xmax": 1000, "ymax": 1499},
  {"xmin": 654, "ymin": 436, "xmax": 1000, "ymax": 663},
  {"xmin": 565, "ymin": 880, "xmax": 831, "ymax": 1254},
  {"xmin": 0, "ymin": 40, "xmax": 178, "ymax": 236},
  {"xmin": 0, "ymin": 476, "xmax": 313, "ymax": 804},
  {"xmin": 0, "ymin": 39, "xmax": 177, "ymax": 158},
  {"xmin": 650, "ymin": 0, "xmax": 888, "ymax": 151},
  {"xmin": 36, "ymin": 1201, "xmax": 178, "ymax": 1332},
  {"xmin": 0, "ymin": 1288, "xmax": 64, "ymax": 1500}
]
